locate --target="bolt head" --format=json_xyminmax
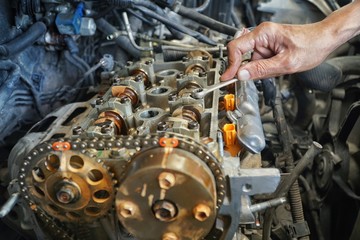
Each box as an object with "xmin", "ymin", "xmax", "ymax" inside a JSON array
[
  {"xmin": 193, "ymin": 204, "xmax": 211, "ymax": 222},
  {"xmin": 152, "ymin": 200, "xmax": 177, "ymax": 222}
]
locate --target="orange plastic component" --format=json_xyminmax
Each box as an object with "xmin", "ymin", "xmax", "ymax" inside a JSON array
[
  {"xmin": 52, "ymin": 142, "xmax": 71, "ymax": 151},
  {"xmin": 159, "ymin": 137, "xmax": 179, "ymax": 148},
  {"xmin": 222, "ymin": 124, "xmax": 242, "ymax": 156},
  {"xmin": 224, "ymin": 94, "xmax": 235, "ymax": 111}
]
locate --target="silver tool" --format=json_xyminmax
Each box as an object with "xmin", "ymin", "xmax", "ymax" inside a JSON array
[{"xmin": 191, "ymin": 78, "xmax": 239, "ymax": 99}]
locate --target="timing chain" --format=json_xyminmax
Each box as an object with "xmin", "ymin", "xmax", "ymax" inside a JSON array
[{"xmin": 18, "ymin": 133, "xmax": 226, "ymax": 239}]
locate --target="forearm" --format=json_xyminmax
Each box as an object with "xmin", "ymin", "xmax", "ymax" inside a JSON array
[{"xmin": 320, "ymin": 0, "xmax": 360, "ymax": 51}]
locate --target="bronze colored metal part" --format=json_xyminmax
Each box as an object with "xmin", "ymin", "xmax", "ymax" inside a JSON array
[
  {"xmin": 188, "ymin": 50, "xmax": 213, "ymax": 67},
  {"xmin": 111, "ymin": 86, "xmax": 139, "ymax": 106},
  {"xmin": 116, "ymin": 147, "xmax": 217, "ymax": 240},
  {"xmin": 27, "ymin": 150, "xmax": 114, "ymax": 222},
  {"xmin": 130, "ymin": 69, "xmax": 150, "ymax": 87},
  {"xmin": 94, "ymin": 111, "xmax": 126, "ymax": 135}
]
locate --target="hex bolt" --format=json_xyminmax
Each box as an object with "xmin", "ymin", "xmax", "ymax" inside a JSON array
[
  {"xmin": 199, "ymin": 72, "xmax": 207, "ymax": 77},
  {"xmin": 157, "ymin": 122, "xmax": 167, "ymax": 131},
  {"xmin": 135, "ymin": 74, "xmax": 142, "ymax": 82},
  {"xmin": 152, "ymin": 200, "xmax": 177, "ymax": 222},
  {"xmin": 145, "ymin": 60, "xmax": 153, "ymax": 65},
  {"xmin": 95, "ymin": 97, "xmax": 104, "ymax": 105},
  {"xmin": 158, "ymin": 172, "xmax": 176, "ymax": 189},
  {"xmin": 101, "ymin": 124, "xmax": 112, "ymax": 134},
  {"xmin": 56, "ymin": 184, "xmax": 79, "ymax": 204},
  {"xmin": 110, "ymin": 148, "xmax": 126, "ymax": 158},
  {"xmin": 202, "ymin": 55, "xmax": 209, "ymax": 61},
  {"xmin": 176, "ymin": 73, "xmax": 184, "ymax": 79},
  {"xmin": 168, "ymin": 92, "xmax": 177, "ymax": 102},
  {"xmin": 182, "ymin": 56, "xmax": 189, "ymax": 62},
  {"xmin": 188, "ymin": 121, "xmax": 199, "ymax": 130},
  {"xmin": 193, "ymin": 204, "xmax": 211, "ymax": 222},
  {"xmin": 120, "ymin": 97, "xmax": 131, "ymax": 104},
  {"xmin": 72, "ymin": 126, "xmax": 83, "ymax": 135},
  {"xmin": 119, "ymin": 201, "xmax": 136, "ymax": 218},
  {"xmin": 162, "ymin": 232, "xmax": 178, "ymax": 240}
]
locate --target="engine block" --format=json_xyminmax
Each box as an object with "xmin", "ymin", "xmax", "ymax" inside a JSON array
[{"xmin": 9, "ymin": 50, "xmax": 280, "ymax": 240}]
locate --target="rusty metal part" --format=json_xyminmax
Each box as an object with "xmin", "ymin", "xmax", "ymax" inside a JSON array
[
  {"xmin": 93, "ymin": 111, "xmax": 126, "ymax": 135},
  {"xmin": 188, "ymin": 50, "xmax": 213, "ymax": 67},
  {"xmin": 172, "ymin": 105, "xmax": 202, "ymax": 123},
  {"xmin": 178, "ymin": 81, "xmax": 202, "ymax": 97},
  {"xmin": 22, "ymin": 150, "xmax": 114, "ymax": 222},
  {"xmin": 130, "ymin": 69, "xmax": 150, "ymax": 87},
  {"xmin": 116, "ymin": 146, "xmax": 218, "ymax": 239},
  {"xmin": 18, "ymin": 133, "xmax": 225, "ymax": 238},
  {"xmin": 185, "ymin": 63, "xmax": 206, "ymax": 75},
  {"xmin": 111, "ymin": 86, "xmax": 139, "ymax": 106}
]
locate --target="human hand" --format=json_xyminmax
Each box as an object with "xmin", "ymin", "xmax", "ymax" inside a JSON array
[{"xmin": 221, "ymin": 21, "xmax": 337, "ymax": 81}]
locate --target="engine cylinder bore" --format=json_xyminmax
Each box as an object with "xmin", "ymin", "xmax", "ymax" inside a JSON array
[
  {"xmin": 116, "ymin": 147, "xmax": 217, "ymax": 240},
  {"xmin": 26, "ymin": 150, "xmax": 114, "ymax": 222}
]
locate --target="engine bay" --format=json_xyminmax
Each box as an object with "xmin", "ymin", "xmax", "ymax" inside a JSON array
[{"xmin": 0, "ymin": 1, "xmax": 359, "ymax": 240}]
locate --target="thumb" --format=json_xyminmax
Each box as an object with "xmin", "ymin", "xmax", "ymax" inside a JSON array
[{"xmin": 237, "ymin": 55, "xmax": 285, "ymax": 80}]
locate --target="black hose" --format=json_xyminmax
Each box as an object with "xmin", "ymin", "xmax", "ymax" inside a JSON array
[
  {"xmin": 134, "ymin": 6, "xmax": 216, "ymax": 46},
  {"xmin": 96, "ymin": 18, "xmax": 141, "ymax": 58},
  {"xmin": 176, "ymin": 5, "xmax": 238, "ymax": 36},
  {"xmin": 262, "ymin": 142, "xmax": 323, "ymax": 240},
  {"xmin": 0, "ymin": 21, "xmax": 46, "ymax": 59}
]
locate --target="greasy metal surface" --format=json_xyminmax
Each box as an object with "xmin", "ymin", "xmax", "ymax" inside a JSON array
[{"xmin": 116, "ymin": 147, "xmax": 217, "ymax": 240}]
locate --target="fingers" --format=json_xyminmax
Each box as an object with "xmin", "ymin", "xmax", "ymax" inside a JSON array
[
  {"xmin": 237, "ymin": 54, "xmax": 287, "ymax": 80},
  {"xmin": 221, "ymin": 30, "xmax": 256, "ymax": 81}
]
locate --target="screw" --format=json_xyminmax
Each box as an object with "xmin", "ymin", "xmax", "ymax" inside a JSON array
[
  {"xmin": 145, "ymin": 60, "xmax": 153, "ymax": 65},
  {"xmin": 101, "ymin": 124, "xmax": 112, "ymax": 134},
  {"xmin": 152, "ymin": 200, "xmax": 177, "ymax": 222},
  {"xmin": 135, "ymin": 74, "xmax": 142, "ymax": 82},
  {"xmin": 95, "ymin": 97, "xmax": 104, "ymax": 105},
  {"xmin": 157, "ymin": 122, "xmax": 167, "ymax": 131},
  {"xmin": 176, "ymin": 73, "xmax": 184, "ymax": 79},
  {"xmin": 188, "ymin": 121, "xmax": 199, "ymax": 130},
  {"xmin": 193, "ymin": 204, "xmax": 211, "ymax": 222},
  {"xmin": 182, "ymin": 56, "xmax": 189, "ymax": 62},
  {"xmin": 120, "ymin": 97, "xmax": 131, "ymax": 104},
  {"xmin": 202, "ymin": 55, "xmax": 209, "ymax": 61},
  {"xmin": 56, "ymin": 185, "xmax": 78, "ymax": 204},
  {"xmin": 158, "ymin": 172, "xmax": 176, "ymax": 189},
  {"xmin": 162, "ymin": 232, "xmax": 178, "ymax": 240},
  {"xmin": 110, "ymin": 148, "xmax": 126, "ymax": 158},
  {"xmin": 72, "ymin": 126, "xmax": 83, "ymax": 135},
  {"xmin": 168, "ymin": 92, "xmax": 177, "ymax": 101},
  {"xmin": 199, "ymin": 72, "xmax": 207, "ymax": 77}
]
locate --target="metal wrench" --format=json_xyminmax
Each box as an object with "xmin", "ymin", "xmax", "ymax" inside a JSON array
[{"xmin": 191, "ymin": 78, "xmax": 239, "ymax": 99}]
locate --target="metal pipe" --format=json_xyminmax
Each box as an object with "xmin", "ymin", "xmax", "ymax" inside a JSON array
[
  {"xmin": 250, "ymin": 197, "xmax": 287, "ymax": 213},
  {"xmin": 0, "ymin": 192, "xmax": 20, "ymax": 218}
]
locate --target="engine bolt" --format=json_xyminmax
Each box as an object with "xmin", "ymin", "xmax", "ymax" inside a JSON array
[
  {"xmin": 193, "ymin": 203, "xmax": 211, "ymax": 222},
  {"xmin": 202, "ymin": 55, "xmax": 209, "ymax": 61},
  {"xmin": 168, "ymin": 92, "xmax": 177, "ymax": 102},
  {"xmin": 101, "ymin": 124, "xmax": 112, "ymax": 134},
  {"xmin": 157, "ymin": 122, "xmax": 167, "ymax": 131},
  {"xmin": 145, "ymin": 60, "xmax": 153, "ymax": 65},
  {"xmin": 152, "ymin": 200, "xmax": 177, "ymax": 222},
  {"xmin": 126, "ymin": 61, "xmax": 133, "ymax": 66},
  {"xmin": 188, "ymin": 121, "xmax": 199, "ymax": 130},
  {"xmin": 95, "ymin": 97, "xmax": 104, "ymax": 105},
  {"xmin": 162, "ymin": 232, "xmax": 178, "ymax": 240},
  {"xmin": 199, "ymin": 71, "xmax": 207, "ymax": 77},
  {"xmin": 56, "ymin": 185, "xmax": 78, "ymax": 204},
  {"xmin": 135, "ymin": 74, "xmax": 142, "ymax": 82},
  {"xmin": 72, "ymin": 126, "xmax": 83, "ymax": 135},
  {"xmin": 182, "ymin": 56, "xmax": 189, "ymax": 62},
  {"xmin": 158, "ymin": 172, "xmax": 175, "ymax": 189},
  {"xmin": 119, "ymin": 201, "xmax": 136, "ymax": 218},
  {"xmin": 120, "ymin": 97, "xmax": 131, "ymax": 104},
  {"xmin": 176, "ymin": 73, "xmax": 183, "ymax": 79}
]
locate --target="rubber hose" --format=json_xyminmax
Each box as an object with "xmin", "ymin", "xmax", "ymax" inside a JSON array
[
  {"xmin": 293, "ymin": 56, "xmax": 360, "ymax": 92},
  {"xmin": 177, "ymin": 5, "xmax": 238, "ymax": 36},
  {"xmin": 134, "ymin": 6, "xmax": 216, "ymax": 46},
  {"xmin": 96, "ymin": 18, "xmax": 140, "ymax": 58},
  {"xmin": 0, "ymin": 21, "xmax": 46, "ymax": 59}
]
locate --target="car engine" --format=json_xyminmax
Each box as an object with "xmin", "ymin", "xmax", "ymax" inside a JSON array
[{"xmin": 0, "ymin": 0, "xmax": 359, "ymax": 240}]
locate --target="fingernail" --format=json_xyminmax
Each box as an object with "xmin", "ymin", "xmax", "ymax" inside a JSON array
[{"xmin": 238, "ymin": 69, "xmax": 251, "ymax": 80}]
